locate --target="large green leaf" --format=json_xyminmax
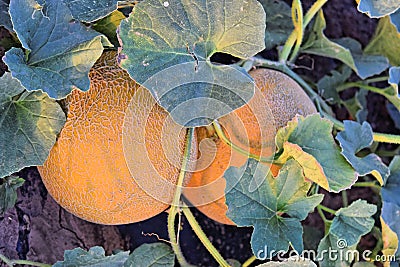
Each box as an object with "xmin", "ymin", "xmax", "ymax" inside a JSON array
[
  {"xmin": 364, "ymin": 16, "xmax": 400, "ymax": 66},
  {"xmin": 4, "ymin": 0, "xmax": 110, "ymax": 99},
  {"xmin": 357, "ymin": 0, "xmax": 400, "ymax": 18},
  {"xmin": 225, "ymin": 158, "xmax": 323, "ymax": 258},
  {"xmin": 276, "ymin": 114, "xmax": 357, "ymax": 192},
  {"xmin": 335, "ymin": 37, "xmax": 389, "ymax": 80},
  {"xmin": 63, "ymin": 0, "xmax": 119, "ymax": 22},
  {"xmin": 0, "ymin": 176, "xmax": 24, "ymax": 214},
  {"xmin": 0, "ymin": 0, "xmax": 12, "ymax": 31},
  {"xmin": 259, "ymin": 0, "xmax": 293, "ymax": 50},
  {"xmin": 53, "ymin": 246, "xmax": 129, "ymax": 267},
  {"xmin": 93, "ymin": 10, "xmax": 125, "ymax": 47},
  {"xmin": 329, "ymin": 200, "xmax": 377, "ymax": 247},
  {"xmin": 301, "ymin": 11, "xmax": 356, "ymax": 72},
  {"xmin": 119, "ymin": 0, "xmax": 266, "ymax": 127},
  {"xmin": 336, "ymin": 121, "xmax": 390, "ymax": 185},
  {"xmin": 382, "ymin": 156, "xmax": 400, "ymax": 207},
  {"xmin": 0, "ymin": 73, "xmax": 66, "ymax": 178},
  {"xmin": 124, "ymin": 243, "xmax": 175, "ymax": 267},
  {"xmin": 317, "ymin": 200, "xmax": 377, "ymax": 267},
  {"xmin": 390, "ymin": 9, "xmax": 400, "ymax": 32}
]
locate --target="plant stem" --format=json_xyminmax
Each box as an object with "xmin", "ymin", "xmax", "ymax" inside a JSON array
[
  {"xmin": 0, "ymin": 254, "xmax": 51, "ymax": 267},
  {"xmin": 212, "ymin": 120, "xmax": 277, "ymax": 164},
  {"xmin": 318, "ymin": 204, "xmax": 336, "ymax": 215},
  {"xmin": 167, "ymin": 127, "xmax": 195, "ymax": 267},
  {"xmin": 336, "ymin": 78, "xmax": 389, "ymax": 92},
  {"xmin": 316, "ymin": 205, "xmax": 332, "ymax": 235},
  {"xmin": 288, "ymin": 0, "xmax": 304, "ymax": 63},
  {"xmin": 242, "ymin": 255, "xmax": 257, "ymax": 267},
  {"xmin": 280, "ymin": 0, "xmax": 329, "ymax": 62},
  {"xmin": 320, "ymin": 111, "xmax": 400, "ymax": 144},
  {"xmin": 353, "ymin": 181, "xmax": 381, "ymax": 190},
  {"xmin": 181, "ymin": 203, "xmax": 230, "ymax": 267},
  {"xmin": 341, "ymin": 191, "xmax": 348, "ymax": 207}
]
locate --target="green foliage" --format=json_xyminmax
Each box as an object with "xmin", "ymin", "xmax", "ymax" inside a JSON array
[
  {"xmin": 0, "ymin": 0, "xmax": 12, "ymax": 31},
  {"xmin": 357, "ymin": 0, "xmax": 399, "ymax": 18},
  {"xmin": 93, "ymin": 10, "xmax": 125, "ymax": 47},
  {"xmin": 0, "ymin": 73, "xmax": 65, "ymax": 178},
  {"xmin": 365, "ymin": 16, "xmax": 400, "ymax": 66},
  {"xmin": 256, "ymin": 257, "xmax": 317, "ymax": 266},
  {"xmin": 259, "ymin": 0, "xmax": 293, "ymax": 50},
  {"xmin": 0, "ymin": 175, "xmax": 24, "ymax": 214},
  {"xmin": 276, "ymin": 114, "xmax": 356, "ymax": 192},
  {"xmin": 317, "ymin": 67, "xmax": 352, "ymax": 104},
  {"xmin": 53, "ymin": 246, "xmax": 129, "ymax": 267},
  {"xmin": 225, "ymin": 159, "xmax": 323, "ymax": 258},
  {"xmin": 118, "ymin": 0, "xmax": 266, "ymax": 127},
  {"xmin": 382, "ymin": 156, "xmax": 400, "ymax": 206},
  {"xmin": 124, "ymin": 243, "xmax": 175, "ymax": 267},
  {"xmin": 4, "ymin": 0, "xmax": 110, "ymax": 99},
  {"xmin": 336, "ymin": 121, "xmax": 390, "ymax": 185},
  {"xmin": 62, "ymin": 0, "xmax": 119, "ymax": 22}
]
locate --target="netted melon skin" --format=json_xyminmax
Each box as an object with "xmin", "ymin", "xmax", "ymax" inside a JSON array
[{"xmin": 38, "ymin": 51, "xmax": 191, "ymax": 225}]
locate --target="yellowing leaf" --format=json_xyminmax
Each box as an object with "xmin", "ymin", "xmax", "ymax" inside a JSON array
[{"xmin": 380, "ymin": 217, "xmax": 399, "ymax": 267}]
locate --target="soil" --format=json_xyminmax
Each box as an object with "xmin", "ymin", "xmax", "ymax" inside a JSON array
[{"xmin": 0, "ymin": 0, "xmax": 398, "ymax": 266}]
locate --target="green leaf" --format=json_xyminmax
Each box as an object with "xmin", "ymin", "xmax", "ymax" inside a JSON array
[
  {"xmin": 317, "ymin": 200, "xmax": 376, "ymax": 267},
  {"xmin": 317, "ymin": 67, "xmax": 352, "ymax": 104},
  {"xmin": 357, "ymin": 0, "xmax": 400, "ymax": 18},
  {"xmin": 317, "ymin": 234, "xmax": 358, "ymax": 267},
  {"xmin": 364, "ymin": 16, "xmax": 400, "ymax": 66},
  {"xmin": 276, "ymin": 114, "xmax": 357, "ymax": 192},
  {"xmin": 380, "ymin": 217, "xmax": 399, "ymax": 265},
  {"xmin": 124, "ymin": 243, "xmax": 175, "ymax": 267},
  {"xmin": 63, "ymin": 0, "xmax": 119, "ymax": 22},
  {"xmin": 329, "ymin": 200, "xmax": 377, "ymax": 247},
  {"xmin": 0, "ymin": 0, "xmax": 12, "ymax": 31},
  {"xmin": 53, "ymin": 246, "xmax": 129, "ymax": 267},
  {"xmin": 0, "ymin": 176, "xmax": 24, "ymax": 214},
  {"xmin": 335, "ymin": 37, "xmax": 389, "ymax": 79},
  {"xmin": 259, "ymin": 0, "xmax": 293, "ymax": 50},
  {"xmin": 0, "ymin": 73, "xmax": 66, "ymax": 178},
  {"xmin": 382, "ymin": 156, "xmax": 400, "ymax": 206},
  {"xmin": 225, "ymin": 158, "xmax": 323, "ymax": 258},
  {"xmin": 256, "ymin": 257, "xmax": 317, "ymax": 267},
  {"xmin": 387, "ymin": 103, "xmax": 400, "ymax": 129},
  {"xmin": 119, "ymin": 0, "xmax": 266, "ymax": 127},
  {"xmin": 390, "ymin": 9, "xmax": 400, "ymax": 32},
  {"xmin": 301, "ymin": 11, "xmax": 356, "ymax": 72},
  {"xmin": 4, "ymin": 0, "xmax": 110, "ymax": 99},
  {"xmin": 381, "ymin": 202, "xmax": 400, "ymax": 260},
  {"xmin": 343, "ymin": 89, "xmax": 368, "ymax": 123},
  {"xmin": 93, "ymin": 10, "xmax": 125, "ymax": 47},
  {"xmin": 336, "ymin": 121, "xmax": 390, "ymax": 185}
]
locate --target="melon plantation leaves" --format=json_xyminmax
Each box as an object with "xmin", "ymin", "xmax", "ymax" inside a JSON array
[
  {"xmin": 276, "ymin": 114, "xmax": 357, "ymax": 192},
  {"xmin": 364, "ymin": 16, "xmax": 400, "ymax": 66},
  {"xmin": 0, "ymin": 175, "xmax": 24, "ymax": 214},
  {"xmin": 53, "ymin": 246, "xmax": 129, "ymax": 267},
  {"xmin": 329, "ymin": 200, "xmax": 377, "ymax": 247},
  {"xmin": 256, "ymin": 257, "xmax": 317, "ymax": 267},
  {"xmin": 124, "ymin": 243, "xmax": 174, "ymax": 267},
  {"xmin": 0, "ymin": 0, "xmax": 12, "ymax": 32},
  {"xmin": 0, "ymin": 73, "xmax": 66, "ymax": 178},
  {"xmin": 357, "ymin": 0, "xmax": 400, "ymax": 18},
  {"xmin": 335, "ymin": 37, "xmax": 389, "ymax": 80},
  {"xmin": 317, "ymin": 200, "xmax": 377, "ymax": 267},
  {"xmin": 225, "ymin": 158, "xmax": 323, "ymax": 258},
  {"xmin": 380, "ymin": 217, "xmax": 399, "ymax": 265},
  {"xmin": 63, "ymin": 0, "xmax": 119, "ymax": 22},
  {"xmin": 119, "ymin": 0, "xmax": 266, "ymax": 126},
  {"xmin": 317, "ymin": 67, "xmax": 352, "ymax": 104},
  {"xmin": 336, "ymin": 121, "xmax": 389, "ymax": 185},
  {"xmin": 93, "ymin": 10, "xmax": 125, "ymax": 47},
  {"xmin": 382, "ymin": 156, "xmax": 400, "ymax": 207},
  {"xmin": 301, "ymin": 11, "xmax": 356, "ymax": 73},
  {"xmin": 4, "ymin": 0, "xmax": 110, "ymax": 99},
  {"xmin": 259, "ymin": 0, "xmax": 293, "ymax": 50}
]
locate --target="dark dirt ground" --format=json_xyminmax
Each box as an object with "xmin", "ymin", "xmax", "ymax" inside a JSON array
[{"xmin": 0, "ymin": 0, "xmax": 398, "ymax": 266}]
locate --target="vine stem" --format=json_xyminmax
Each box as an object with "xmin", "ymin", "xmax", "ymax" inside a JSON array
[
  {"xmin": 181, "ymin": 203, "xmax": 230, "ymax": 267},
  {"xmin": 318, "ymin": 204, "xmax": 336, "ymax": 215},
  {"xmin": 242, "ymin": 255, "xmax": 257, "ymax": 267},
  {"xmin": 0, "ymin": 254, "xmax": 51, "ymax": 267},
  {"xmin": 353, "ymin": 181, "xmax": 381, "ymax": 190},
  {"xmin": 280, "ymin": 0, "xmax": 329, "ymax": 62},
  {"xmin": 212, "ymin": 120, "xmax": 277, "ymax": 164},
  {"xmin": 167, "ymin": 127, "xmax": 195, "ymax": 267}
]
